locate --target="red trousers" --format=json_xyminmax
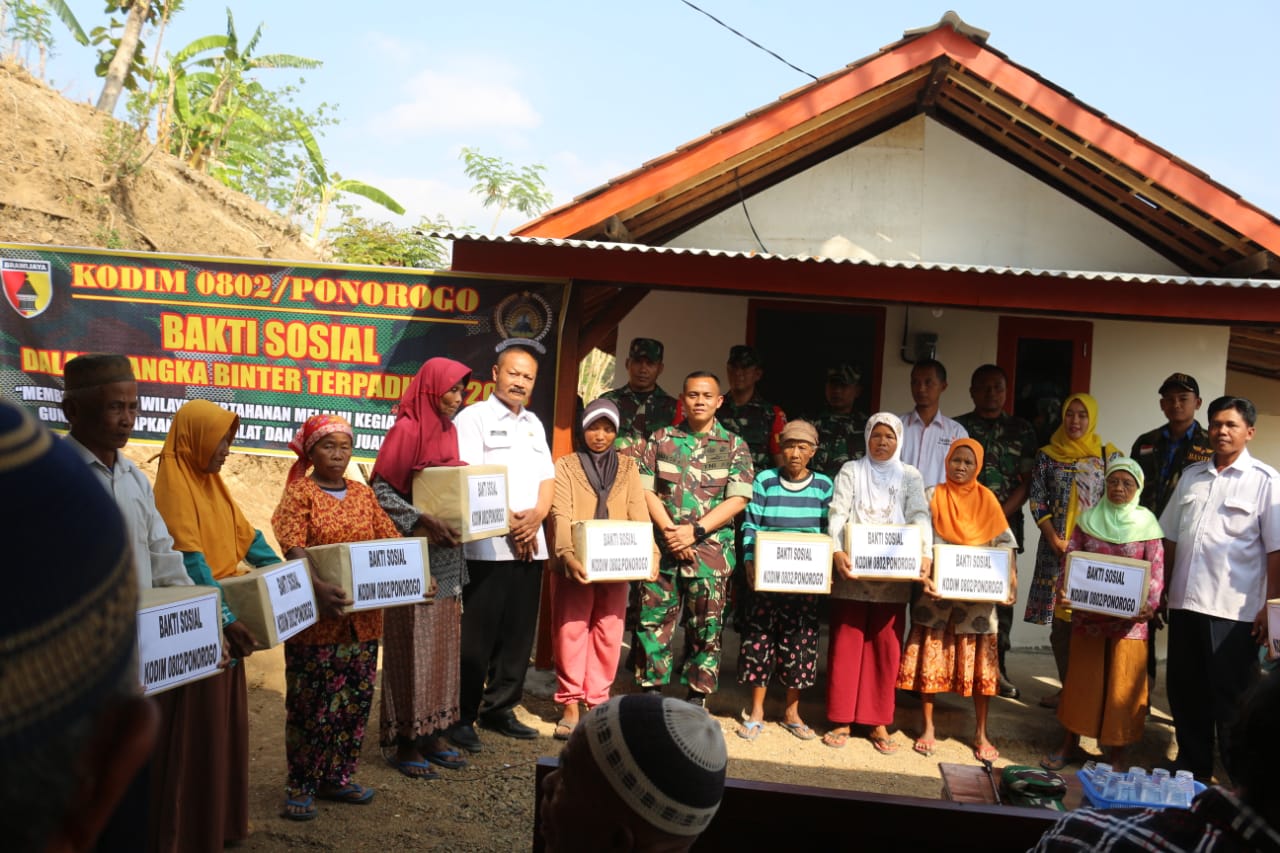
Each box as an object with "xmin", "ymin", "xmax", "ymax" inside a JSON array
[{"xmin": 826, "ymin": 598, "xmax": 905, "ymax": 727}]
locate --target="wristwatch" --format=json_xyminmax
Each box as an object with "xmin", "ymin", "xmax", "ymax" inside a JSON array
[{"xmin": 692, "ymin": 521, "xmax": 707, "ymax": 541}]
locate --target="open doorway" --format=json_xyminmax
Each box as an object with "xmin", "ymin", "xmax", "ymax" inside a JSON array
[
  {"xmin": 747, "ymin": 300, "xmax": 885, "ymax": 420},
  {"xmin": 996, "ymin": 317, "xmax": 1093, "ymax": 445}
]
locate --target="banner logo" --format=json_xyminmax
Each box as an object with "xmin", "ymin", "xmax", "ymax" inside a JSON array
[
  {"xmin": 494, "ymin": 291, "xmax": 553, "ymax": 354},
  {"xmin": 2, "ymin": 258, "xmax": 53, "ymax": 318}
]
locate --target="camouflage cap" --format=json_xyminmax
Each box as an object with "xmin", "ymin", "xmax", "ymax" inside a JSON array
[
  {"xmin": 1158, "ymin": 373, "xmax": 1199, "ymax": 396},
  {"xmin": 628, "ymin": 337, "xmax": 664, "ymax": 362},
  {"xmin": 825, "ymin": 363, "xmax": 861, "ymax": 385},
  {"xmin": 727, "ymin": 345, "xmax": 762, "ymax": 368}
]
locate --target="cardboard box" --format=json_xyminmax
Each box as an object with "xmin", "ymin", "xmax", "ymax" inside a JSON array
[
  {"xmin": 136, "ymin": 585, "xmax": 223, "ymax": 696},
  {"xmin": 219, "ymin": 560, "xmax": 318, "ymax": 649},
  {"xmin": 307, "ymin": 538, "xmax": 430, "ymax": 612},
  {"xmin": 933, "ymin": 545, "xmax": 1015, "ymax": 602},
  {"xmin": 571, "ymin": 520, "xmax": 655, "ymax": 582},
  {"xmin": 1063, "ymin": 551, "xmax": 1151, "ymax": 618},
  {"xmin": 412, "ymin": 465, "xmax": 509, "ymax": 542},
  {"xmin": 844, "ymin": 523, "xmax": 923, "ymax": 580},
  {"xmin": 752, "ymin": 530, "xmax": 833, "ymax": 594}
]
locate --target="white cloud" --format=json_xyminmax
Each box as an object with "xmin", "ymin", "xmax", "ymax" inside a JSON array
[{"xmin": 380, "ymin": 65, "xmax": 541, "ymax": 135}]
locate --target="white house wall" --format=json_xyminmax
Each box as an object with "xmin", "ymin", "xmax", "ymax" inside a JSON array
[{"xmin": 607, "ymin": 113, "xmax": 1235, "ymax": 651}]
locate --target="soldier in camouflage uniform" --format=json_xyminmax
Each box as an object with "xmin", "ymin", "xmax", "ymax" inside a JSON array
[
  {"xmin": 600, "ymin": 337, "xmax": 678, "ymax": 459},
  {"xmin": 719, "ymin": 345, "xmax": 786, "ymax": 472},
  {"xmin": 636, "ymin": 371, "xmax": 754, "ymax": 703},
  {"xmin": 809, "ymin": 363, "xmax": 868, "ymax": 478},
  {"xmin": 954, "ymin": 364, "xmax": 1038, "ymax": 699}
]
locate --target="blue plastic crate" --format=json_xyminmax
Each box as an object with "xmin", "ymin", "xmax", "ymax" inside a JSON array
[{"xmin": 1077, "ymin": 770, "xmax": 1205, "ymax": 810}]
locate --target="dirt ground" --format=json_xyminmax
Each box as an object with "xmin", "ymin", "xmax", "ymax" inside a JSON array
[{"xmin": 122, "ymin": 448, "xmax": 1186, "ymax": 852}]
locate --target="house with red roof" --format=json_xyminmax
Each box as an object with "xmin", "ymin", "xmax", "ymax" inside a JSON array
[{"xmin": 449, "ymin": 13, "xmax": 1280, "ymax": 648}]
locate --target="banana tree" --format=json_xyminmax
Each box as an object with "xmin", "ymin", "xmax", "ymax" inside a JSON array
[{"xmin": 289, "ymin": 116, "xmax": 404, "ymax": 239}]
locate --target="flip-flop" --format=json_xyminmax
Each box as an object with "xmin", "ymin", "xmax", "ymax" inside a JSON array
[
  {"xmin": 974, "ymin": 744, "xmax": 1000, "ymax": 763},
  {"xmin": 317, "ymin": 782, "xmax": 375, "ymax": 804},
  {"xmin": 737, "ymin": 720, "xmax": 764, "ymax": 741},
  {"xmin": 424, "ymin": 749, "xmax": 468, "ymax": 770},
  {"xmin": 280, "ymin": 795, "xmax": 317, "ymax": 822},
  {"xmin": 870, "ymin": 735, "xmax": 900, "ymax": 755},
  {"xmin": 822, "ymin": 730, "xmax": 850, "ymax": 749},
  {"xmin": 389, "ymin": 758, "xmax": 439, "ymax": 780},
  {"xmin": 913, "ymin": 738, "xmax": 936, "ymax": 757},
  {"xmin": 780, "ymin": 721, "xmax": 817, "ymax": 741},
  {"xmin": 1039, "ymin": 753, "xmax": 1069, "ymax": 771},
  {"xmin": 553, "ymin": 720, "xmax": 575, "ymax": 741}
]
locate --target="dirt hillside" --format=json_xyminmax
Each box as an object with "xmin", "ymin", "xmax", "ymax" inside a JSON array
[{"xmin": 0, "ymin": 60, "xmax": 321, "ymax": 260}]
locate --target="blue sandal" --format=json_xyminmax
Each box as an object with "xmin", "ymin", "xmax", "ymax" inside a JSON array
[
  {"xmin": 281, "ymin": 795, "xmax": 317, "ymax": 821},
  {"xmin": 424, "ymin": 749, "xmax": 468, "ymax": 770},
  {"xmin": 317, "ymin": 782, "xmax": 375, "ymax": 804},
  {"xmin": 391, "ymin": 758, "xmax": 439, "ymax": 780}
]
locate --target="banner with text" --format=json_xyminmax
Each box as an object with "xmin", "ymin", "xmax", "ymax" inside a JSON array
[{"xmin": 0, "ymin": 244, "xmax": 567, "ymax": 460}]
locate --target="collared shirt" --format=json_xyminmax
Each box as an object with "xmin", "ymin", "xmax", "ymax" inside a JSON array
[
  {"xmin": 63, "ymin": 434, "xmax": 191, "ymax": 591},
  {"xmin": 1131, "ymin": 420, "xmax": 1213, "ymax": 517},
  {"xmin": 454, "ymin": 392, "xmax": 555, "ymax": 561},
  {"xmin": 1032, "ymin": 786, "xmax": 1280, "ymax": 852},
  {"xmin": 1161, "ymin": 447, "xmax": 1280, "ymax": 621},
  {"xmin": 899, "ymin": 409, "xmax": 968, "ymax": 487}
]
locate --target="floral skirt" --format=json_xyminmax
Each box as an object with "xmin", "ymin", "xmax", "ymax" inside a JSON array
[
  {"xmin": 284, "ymin": 639, "xmax": 379, "ymax": 799},
  {"xmin": 897, "ymin": 622, "xmax": 999, "ymax": 697},
  {"xmin": 737, "ymin": 592, "xmax": 820, "ymax": 689}
]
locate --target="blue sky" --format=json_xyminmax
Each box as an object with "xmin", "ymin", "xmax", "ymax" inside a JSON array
[{"xmin": 42, "ymin": 1, "xmax": 1280, "ymax": 239}]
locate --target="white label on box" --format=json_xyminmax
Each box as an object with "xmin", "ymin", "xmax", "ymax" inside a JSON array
[
  {"xmin": 468, "ymin": 473, "xmax": 508, "ymax": 533},
  {"xmin": 1065, "ymin": 553, "xmax": 1147, "ymax": 618},
  {"xmin": 756, "ymin": 534, "xmax": 832, "ymax": 593},
  {"xmin": 348, "ymin": 540, "xmax": 427, "ymax": 609},
  {"xmin": 846, "ymin": 524, "xmax": 922, "ymax": 579},
  {"xmin": 137, "ymin": 591, "xmax": 221, "ymax": 695},
  {"xmin": 934, "ymin": 546, "xmax": 1012, "ymax": 602},
  {"xmin": 1268, "ymin": 601, "xmax": 1280, "ymax": 659},
  {"xmin": 581, "ymin": 522, "xmax": 653, "ymax": 581},
  {"xmin": 263, "ymin": 560, "xmax": 318, "ymax": 643}
]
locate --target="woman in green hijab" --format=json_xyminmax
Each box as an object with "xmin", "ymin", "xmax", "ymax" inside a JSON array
[{"xmin": 1041, "ymin": 457, "xmax": 1164, "ymax": 771}]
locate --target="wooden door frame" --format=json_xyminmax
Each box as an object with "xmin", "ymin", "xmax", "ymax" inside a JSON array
[{"xmin": 995, "ymin": 316, "xmax": 1093, "ymax": 414}]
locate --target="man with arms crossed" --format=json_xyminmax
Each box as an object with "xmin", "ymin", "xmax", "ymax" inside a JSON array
[
  {"xmin": 449, "ymin": 345, "xmax": 555, "ymax": 750},
  {"xmin": 635, "ymin": 372, "xmax": 754, "ymax": 706},
  {"xmin": 1160, "ymin": 395, "xmax": 1280, "ymax": 781}
]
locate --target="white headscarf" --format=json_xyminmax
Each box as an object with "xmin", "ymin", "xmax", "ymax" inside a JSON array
[{"xmin": 852, "ymin": 412, "xmax": 906, "ymax": 525}]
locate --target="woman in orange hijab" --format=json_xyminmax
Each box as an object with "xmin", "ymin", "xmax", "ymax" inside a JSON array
[
  {"xmin": 898, "ymin": 437, "xmax": 1017, "ymax": 763},
  {"xmin": 151, "ymin": 400, "xmax": 281, "ymax": 852}
]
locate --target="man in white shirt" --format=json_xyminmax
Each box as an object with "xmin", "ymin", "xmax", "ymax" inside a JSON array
[
  {"xmin": 449, "ymin": 345, "xmax": 556, "ymax": 751},
  {"xmin": 1160, "ymin": 395, "xmax": 1280, "ymax": 781},
  {"xmin": 61, "ymin": 354, "xmax": 192, "ymax": 592},
  {"xmin": 900, "ymin": 359, "xmax": 968, "ymax": 487}
]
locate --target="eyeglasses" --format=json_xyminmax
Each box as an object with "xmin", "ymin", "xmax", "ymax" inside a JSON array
[{"xmin": 1105, "ymin": 477, "xmax": 1138, "ymax": 491}]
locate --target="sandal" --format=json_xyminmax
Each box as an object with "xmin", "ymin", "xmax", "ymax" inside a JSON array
[
  {"xmin": 737, "ymin": 719, "xmax": 765, "ymax": 741},
  {"xmin": 870, "ymin": 735, "xmax": 900, "ymax": 755},
  {"xmin": 389, "ymin": 758, "xmax": 438, "ymax": 780},
  {"xmin": 913, "ymin": 738, "xmax": 936, "ymax": 757},
  {"xmin": 281, "ymin": 795, "xmax": 317, "ymax": 822},
  {"xmin": 553, "ymin": 719, "xmax": 575, "ymax": 741},
  {"xmin": 780, "ymin": 721, "xmax": 817, "ymax": 741},
  {"xmin": 423, "ymin": 749, "xmax": 467, "ymax": 770},
  {"xmin": 974, "ymin": 744, "xmax": 1000, "ymax": 763},
  {"xmin": 822, "ymin": 729, "xmax": 850, "ymax": 749},
  {"xmin": 1040, "ymin": 752, "xmax": 1070, "ymax": 771},
  {"xmin": 317, "ymin": 782, "xmax": 375, "ymax": 804}
]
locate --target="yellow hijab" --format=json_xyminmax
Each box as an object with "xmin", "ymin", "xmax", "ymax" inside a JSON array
[
  {"xmin": 154, "ymin": 400, "xmax": 256, "ymax": 579},
  {"xmin": 1041, "ymin": 392, "xmax": 1118, "ymax": 541}
]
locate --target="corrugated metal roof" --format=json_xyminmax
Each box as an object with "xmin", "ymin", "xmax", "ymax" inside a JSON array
[{"xmin": 444, "ymin": 232, "xmax": 1280, "ymax": 290}]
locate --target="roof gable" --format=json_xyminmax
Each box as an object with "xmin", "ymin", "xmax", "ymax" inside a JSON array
[{"xmin": 515, "ymin": 14, "xmax": 1280, "ymax": 276}]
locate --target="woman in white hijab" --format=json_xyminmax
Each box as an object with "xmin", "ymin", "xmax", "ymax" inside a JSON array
[{"xmin": 822, "ymin": 413, "xmax": 932, "ymax": 753}]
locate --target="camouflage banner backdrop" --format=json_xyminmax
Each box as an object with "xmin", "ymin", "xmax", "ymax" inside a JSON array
[{"xmin": 0, "ymin": 244, "xmax": 567, "ymax": 461}]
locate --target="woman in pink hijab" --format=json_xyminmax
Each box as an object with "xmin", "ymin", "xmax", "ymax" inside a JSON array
[{"xmin": 371, "ymin": 357, "xmax": 473, "ymax": 778}]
